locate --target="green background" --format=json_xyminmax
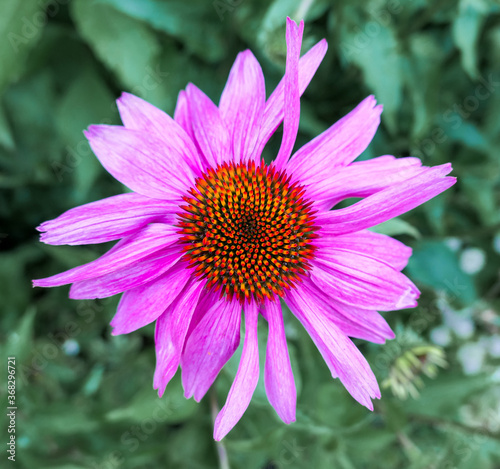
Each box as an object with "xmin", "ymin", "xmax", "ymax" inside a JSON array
[{"xmin": 1, "ymin": 0, "xmax": 500, "ymax": 467}]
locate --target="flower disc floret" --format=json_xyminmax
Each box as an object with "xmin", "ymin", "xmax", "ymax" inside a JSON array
[{"xmin": 178, "ymin": 161, "xmax": 318, "ymax": 303}]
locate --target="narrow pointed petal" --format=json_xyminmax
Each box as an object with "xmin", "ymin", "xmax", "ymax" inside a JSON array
[
  {"xmin": 37, "ymin": 193, "xmax": 177, "ymax": 246},
  {"xmin": 309, "ymin": 156, "xmax": 425, "ymax": 210},
  {"xmin": 186, "ymin": 83, "xmax": 231, "ymax": 167},
  {"xmin": 33, "ymin": 224, "xmax": 178, "ymax": 288},
  {"xmin": 315, "ymin": 164, "xmax": 456, "ymax": 236},
  {"xmin": 110, "ymin": 262, "xmax": 191, "ymax": 335},
  {"xmin": 219, "ymin": 50, "xmax": 265, "ymax": 164},
  {"xmin": 287, "ymin": 96, "xmax": 382, "ymax": 183},
  {"xmin": 314, "ymin": 230, "xmax": 412, "ymax": 271},
  {"xmin": 256, "ymin": 38, "xmax": 328, "ymax": 156},
  {"xmin": 311, "ymin": 249, "xmax": 419, "ymax": 311},
  {"xmin": 273, "ymin": 18, "xmax": 304, "ymax": 172},
  {"xmin": 214, "ymin": 302, "xmax": 260, "ymax": 441},
  {"xmin": 181, "ymin": 295, "xmax": 241, "ymax": 401},
  {"xmin": 286, "ymin": 285, "xmax": 381, "ymax": 409},
  {"xmin": 298, "ymin": 277, "xmax": 394, "ymax": 344},
  {"xmin": 69, "ymin": 249, "xmax": 183, "ymax": 299},
  {"xmin": 117, "ymin": 92, "xmax": 204, "ymax": 176},
  {"xmin": 264, "ymin": 298, "xmax": 296, "ymax": 424},
  {"xmin": 153, "ymin": 279, "xmax": 204, "ymax": 397},
  {"xmin": 85, "ymin": 125, "xmax": 195, "ymax": 200}
]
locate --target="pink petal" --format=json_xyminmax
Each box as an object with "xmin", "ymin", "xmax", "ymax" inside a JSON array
[
  {"xmin": 110, "ymin": 262, "xmax": 192, "ymax": 335},
  {"xmin": 273, "ymin": 18, "xmax": 304, "ymax": 172},
  {"xmin": 174, "ymin": 90, "xmax": 195, "ymax": 141},
  {"xmin": 264, "ymin": 298, "xmax": 296, "ymax": 424},
  {"xmin": 219, "ymin": 50, "xmax": 265, "ymax": 164},
  {"xmin": 311, "ymin": 249, "xmax": 419, "ymax": 311},
  {"xmin": 256, "ymin": 38, "xmax": 328, "ymax": 157},
  {"xmin": 33, "ymin": 224, "xmax": 178, "ymax": 288},
  {"xmin": 286, "ymin": 96, "xmax": 382, "ymax": 183},
  {"xmin": 314, "ymin": 229, "xmax": 412, "ymax": 271},
  {"xmin": 315, "ymin": 164, "xmax": 456, "ymax": 236},
  {"xmin": 181, "ymin": 294, "xmax": 242, "ymax": 401},
  {"xmin": 298, "ymin": 276, "xmax": 394, "ymax": 344},
  {"xmin": 85, "ymin": 125, "xmax": 195, "ymax": 200},
  {"xmin": 69, "ymin": 248, "xmax": 183, "ymax": 299},
  {"xmin": 117, "ymin": 92, "xmax": 204, "ymax": 176},
  {"xmin": 153, "ymin": 279, "xmax": 204, "ymax": 397},
  {"xmin": 214, "ymin": 301, "xmax": 260, "ymax": 441},
  {"xmin": 286, "ymin": 285, "xmax": 381, "ymax": 409},
  {"xmin": 309, "ymin": 156, "xmax": 424, "ymax": 210},
  {"xmin": 37, "ymin": 193, "xmax": 177, "ymax": 245},
  {"xmin": 186, "ymin": 83, "xmax": 231, "ymax": 168}
]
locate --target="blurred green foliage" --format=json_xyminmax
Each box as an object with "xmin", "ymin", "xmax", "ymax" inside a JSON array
[{"xmin": 1, "ymin": 0, "xmax": 500, "ymax": 468}]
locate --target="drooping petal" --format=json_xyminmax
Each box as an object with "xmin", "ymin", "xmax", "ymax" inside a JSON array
[
  {"xmin": 286, "ymin": 285, "xmax": 381, "ymax": 409},
  {"xmin": 256, "ymin": 38, "xmax": 328, "ymax": 156},
  {"xmin": 286, "ymin": 96, "xmax": 382, "ymax": 184},
  {"xmin": 153, "ymin": 279, "xmax": 204, "ymax": 397},
  {"xmin": 273, "ymin": 18, "xmax": 304, "ymax": 172},
  {"xmin": 33, "ymin": 224, "xmax": 178, "ymax": 288},
  {"xmin": 310, "ymin": 249, "xmax": 419, "ymax": 311},
  {"xmin": 84, "ymin": 125, "xmax": 195, "ymax": 200},
  {"xmin": 69, "ymin": 248, "xmax": 183, "ymax": 299},
  {"xmin": 186, "ymin": 83, "xmax": 231, "ymax": 167},
  {"xmin": 264, "ymin": 298, "xmax": 296, "ymax": 424},
  {"xmin": 37, "ymin": 193, "xmax": 177, "ymax": 246},
  {"xmin": 315, "ymin": 164, "xmax": 456, "ymax": 236},
  {"xmin": 110, "ymin": 262, "xmax": 192, "ymax": 335},
  {"xmin": 308, "ymin": 156, "xmax": 425, "ymax": 210},
  {"xmin": 298, "ymin": 277, "xmax": 394, "ymax": 344},
  {"xmin": 117, "ymin": 92, "xmax": 204, "ymax": 176},
  {"xmin": 219, "ymin": 50, "xmax": 265, "ymax": 164},
  {"xmin": 314, "ymin": 229, "xmax": 412, "ymax": 271},
  {"xmin": 214, "ymin": 301, "xmax": 260, "ymax": 441},
  {"xmin": 181, "ymin": 294, "xmax": 241, "ymax": 401}
]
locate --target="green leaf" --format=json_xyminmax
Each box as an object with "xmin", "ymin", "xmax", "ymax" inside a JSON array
[
  {"xmin": 403, "ymin": 371, "xmax": 490, "ymax": 420},
  {"xmin": 406, "ymin": 241, "xmax": 477, "ymax": 304},
  {"xmin": 98, "ymin": 0, "xmax": 228, "ymax": 62},
  {"xmin": 105, "ymin": 373, "xmax": 198, "ymax": 424},
  {"xmin": 39, "ymin": 244, "xmax": 105, "ymax": 270},
  {"xmin": 30, "ymin": 404, "xmax": 99, "ymax": 434},
  {"xmin": 0, "ymin": 245, "xmax": 43, "ymax": 317},
  {"xmin": 55, "ymin": 67, "xmax": 117, "ymax": 200},
  {"xmin": 71, "ymin": 0, "xmax": 161, "ymax": 95},
  {"xmin": 339, "ymin": 14, "xmax": 402, "ymax": 133},
  {"xmin": 256, "ymin": 0, "xmax": 295, "ymax": 62},
  {"xmin": 2, "ymin": 70, "xmax": 60, "ymax": 184},
  {"xmin": 370, "ymin": 218, "xmax": 421, "ymax": 239},
  {"xmin": 452, "ymin": 0, "xmax": 489, "ymax": 79},
  {"xmin": 461, "ymin": 174, "xmax": 500, "ymax": 225},
  {"xmin": 2, "ymin": 307, "xmax": 36, "ymax": 376},
  {"xmin": 404, "ymin": 33, "xmax": 451, "ymax": 138},
  {"xmin": 0, "ymin": 103, "xmax": 15, "ymax": 150},
  {"xmin": 0, "ymin": 0, "xmax": 49, "ymax": 97}
]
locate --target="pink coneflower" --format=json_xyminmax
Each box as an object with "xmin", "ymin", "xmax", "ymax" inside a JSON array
[{"xmin": 34, "ymin": 18, "xmax": 455, "ymax": 440}]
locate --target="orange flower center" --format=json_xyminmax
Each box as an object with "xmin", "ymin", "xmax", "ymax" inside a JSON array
[{"xmin": 177, "ymin": 161, "xmax": 318, "ymax": 303}]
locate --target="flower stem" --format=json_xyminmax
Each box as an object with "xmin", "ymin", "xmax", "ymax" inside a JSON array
[{"xmin": 211, "ymin": 388, "xmax": 230, "ymax": 469}]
